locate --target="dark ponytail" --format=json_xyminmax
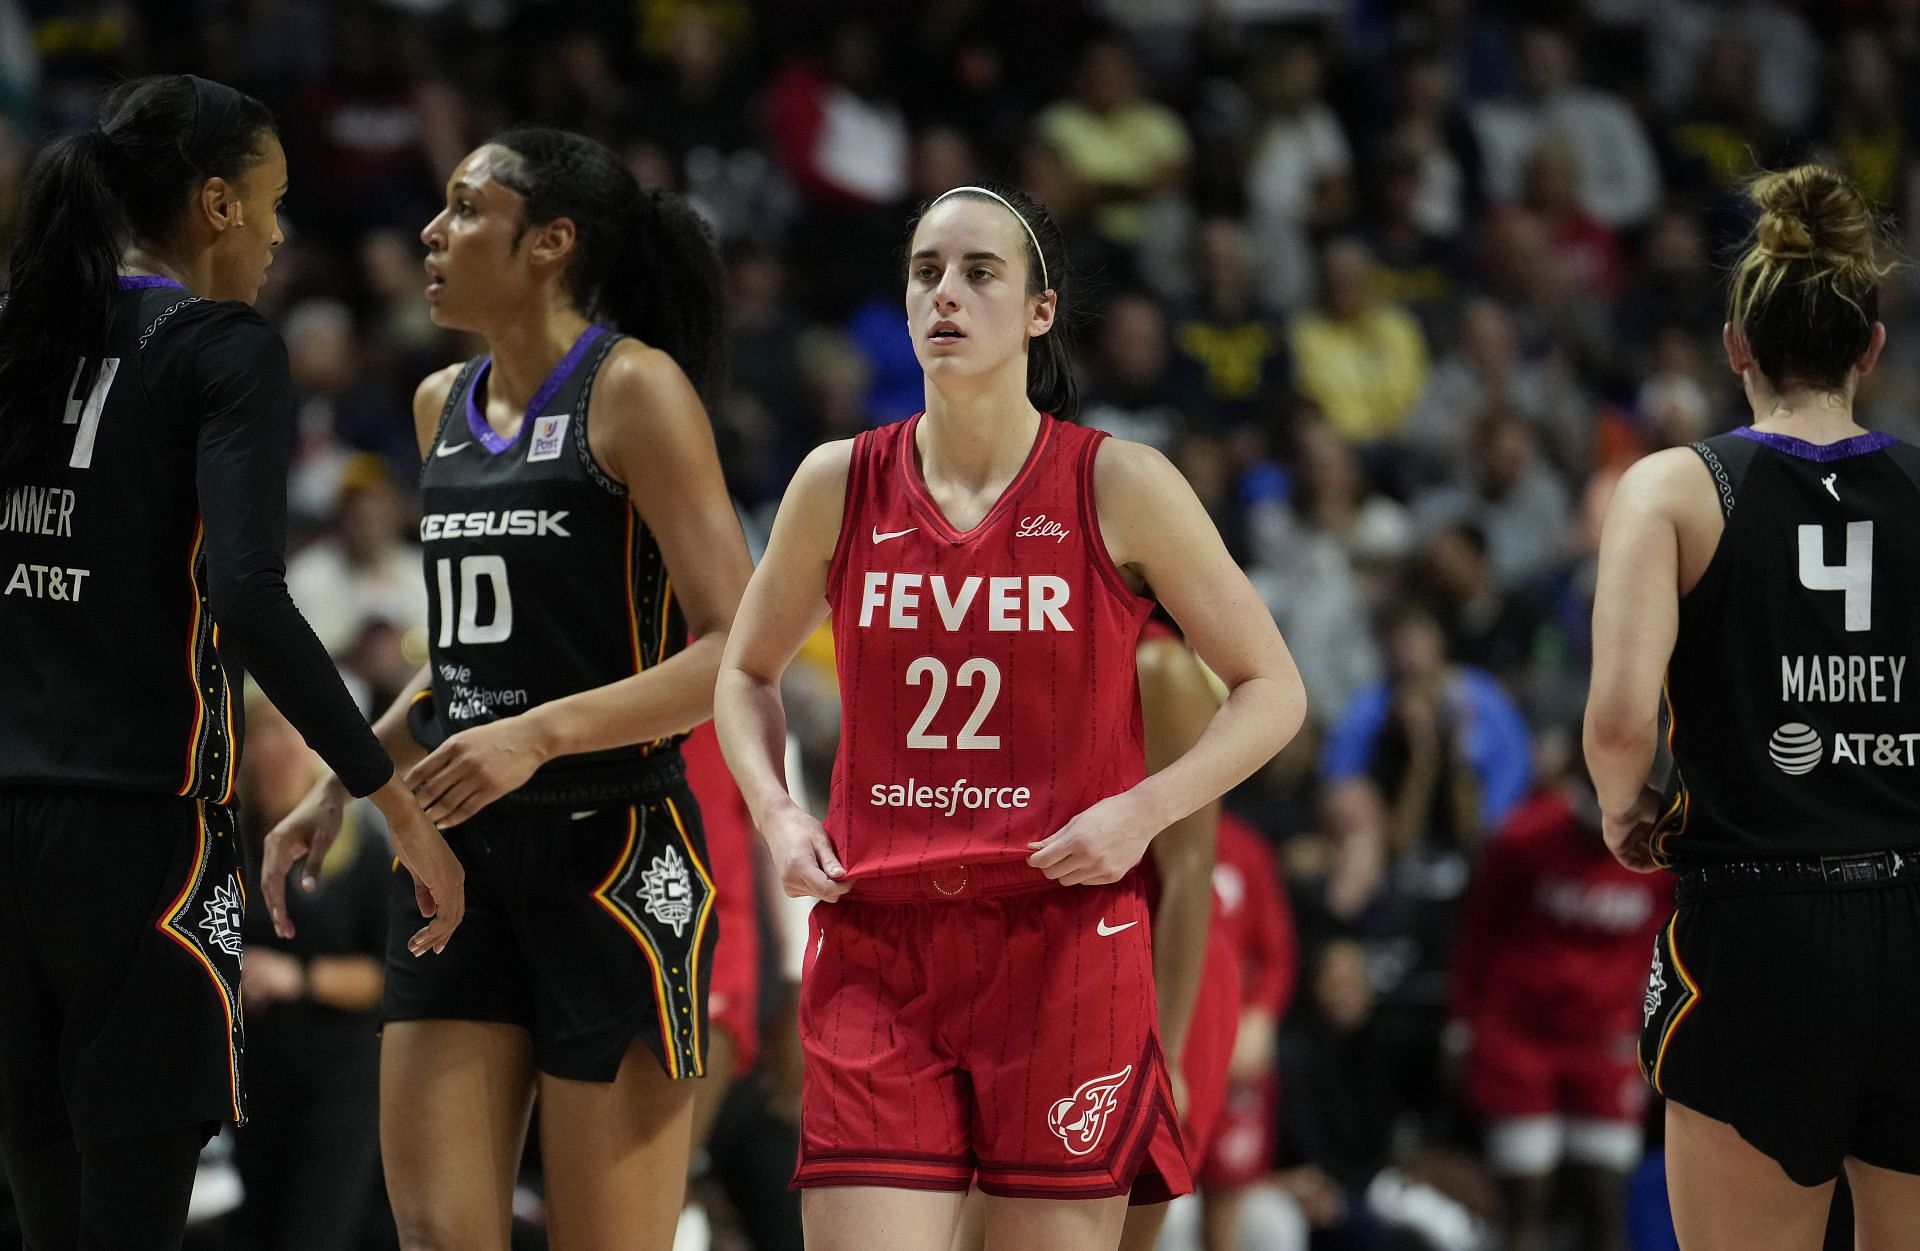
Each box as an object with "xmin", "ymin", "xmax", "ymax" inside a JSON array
[
  {"xmin": 489, "ymin": 127, "xmax": 728, "ymax": 408},
  {"xmin": 905, "ymin": 182, "xmax": 1081, "ymax": 422},
  {"xmin": 0, "ymin": 133, "xmax": 122, "ymax": 484},
  {"xmin": 0, "ymin": 75, "xmax": 275, "ymax": 487}
]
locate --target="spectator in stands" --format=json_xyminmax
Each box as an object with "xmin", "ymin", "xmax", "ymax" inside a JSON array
[
  {"xmin": 1360, "ymin": 137, "xmax": 1465, "ymax": 345},
  {"xmin": 286, "ymin": 454, "xmax": 428, "ymax": 661},
  {"xmin": 1423, "ymin": 522, "xmax": 1544, "ymax": 690},
  {"xmin": 1826, "ymin": 27, "xmax": 1906, "ymax": 213},
  {"xmin": 766, "ymin": 17, "xmax": 910, "ymax": 315},
  {"xmin": 1324, "ymin": 598, "xmax": 1533, "ymax": 851},
  {"xmin": 1520, "ymin": 141, "xmax": 1623, "ymax": 301},
  {"xmin": 1289, "ymin": 240, "xmax": 1429, "ymax": 446},
  {"xmin": 1034, "ymin": 33, "xmax": 1192, "ymax": 253},
  {"xmin": 1247, "ymin": 419, "xmax": 1392, "ymax": 718},
  {"xmin": 1665, "ymin": 31, "xmax": 1778, "ymax": 195},
  {"xmin": 1415, "ymin": 409, "xmax": 1575, "ymax": 589},
  {"xmin": 1244, "ymin": 38, "xmax": 1353, "ymax": 310},
  {"xmin": 1171, "ymin": 217, "xmax": 1289, "ymax": 431},
  {"xmin": 1448, "ymin": 767, "xmax": 1673, "ymax": 1251},
  {"xmin": 1613, "ymin": 208, "xmax": 1722, "ymax": 366},
  {"xmin": 1378, "ymin": 44, "xmax": 1482, "ymax": 245},
  {"xmin": 1471, "ymin": 24, "xmax": 1661, "ymax": 230},
  {"xmin": 1409, "ymin": 297, "xmax": 1586, "ymax": 482},
  {"xmin": 1083, "ymin": 292, "xmax": 1191, "ymax": 451}
]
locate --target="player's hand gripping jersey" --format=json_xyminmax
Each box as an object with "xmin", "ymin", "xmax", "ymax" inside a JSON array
[{"xmin": 824, "ymin": 413, "xmax": 1154, "ymax": 885}]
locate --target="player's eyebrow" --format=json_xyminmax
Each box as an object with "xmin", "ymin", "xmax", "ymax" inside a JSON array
[{"xmin": 910, "ymin": 250, "xmax": 1009, "ymax": 264}]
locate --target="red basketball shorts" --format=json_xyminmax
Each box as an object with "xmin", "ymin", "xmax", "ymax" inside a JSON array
[
  {"xmin": 1466, "ymin": 1015, "xmax": 1646, "ymax": 1125},
  {"xmin": 793, "ymin": 873, "xmax": 1192, "ymax": 1203}
]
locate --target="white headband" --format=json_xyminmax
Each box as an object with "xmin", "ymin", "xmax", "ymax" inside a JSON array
[{"xmin": 928, "ymin": 185, "xmax": 1050, "ymax": 292}]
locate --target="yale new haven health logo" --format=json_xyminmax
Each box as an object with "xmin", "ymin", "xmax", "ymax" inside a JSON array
[{"xmin": 1768, "ymin": 722, "xmax": 1823, "ymax": 775}]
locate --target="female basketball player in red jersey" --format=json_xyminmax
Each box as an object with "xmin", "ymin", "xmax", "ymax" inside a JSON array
[
  {"xmin": 716, "ymin": 183, "xmax": 1307, "ymax": 1250},
  {"xmin": 264, "ymin": 130, "xmax": 752, "ymax": 1248}
]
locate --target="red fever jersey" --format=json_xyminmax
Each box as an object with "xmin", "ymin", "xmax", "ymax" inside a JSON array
[
  {"xmin": 1450, "ymin": 789, "xmax": 1676, "ymax": 1043},
  {"xmin": 825, "ymin": 413, "xmax": 1154, "ymax": 884}
]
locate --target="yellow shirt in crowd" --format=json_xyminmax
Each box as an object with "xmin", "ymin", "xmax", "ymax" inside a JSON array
[
  {"xmin": 1288, "ymin": 305, "xmax": 1430, "ymax": 443},
  {"xmin": 1035, "ymin": 101, "xmax": 1191, "ymax": 245}
]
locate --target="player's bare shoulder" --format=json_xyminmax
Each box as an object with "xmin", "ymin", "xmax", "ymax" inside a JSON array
[
  {"xmin": 412, "ymin": 362, "xmax": 467, "ymax": 459},
  {"xmin": 1090, "ymin": 434, "xmax": 1187, "ymax": 583}
]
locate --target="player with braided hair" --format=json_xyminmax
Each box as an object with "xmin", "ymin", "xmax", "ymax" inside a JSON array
[{"xmin": 264, "ymin": 128, "xmax": 753, "ymax": 1247}]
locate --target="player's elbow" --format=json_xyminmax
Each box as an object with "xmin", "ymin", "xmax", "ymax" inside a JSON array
[
  {"xmin": 205, "ymin": 565, "xmax": 289, "ymax": 641},
  {"xmin": 1583, "ymin": 699, "xmax": 1654, "ymax": 755}
]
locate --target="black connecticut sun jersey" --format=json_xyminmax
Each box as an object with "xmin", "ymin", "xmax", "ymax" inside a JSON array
[
  {"xmin": 0, "ymin": 277, "xmax": 391, "ymax": 803},
  {"xmin": 407, "ymin": 325, "xmax": 686, "ymax": 808},
  {"xmin": 1659, "ymin": 428, "xmax": 1920, "ymax": 868}
]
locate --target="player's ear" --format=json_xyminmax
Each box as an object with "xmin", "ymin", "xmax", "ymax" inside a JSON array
[
  {"xmin": 527, "ymin": 216, "xmax": 577, "ymax": 270},
  {"xmin": 198, "ymin": 176, "xmax": 241, "ymax": 235},
  {"xmin": 1722, "ymin": 322, "xmax": 1752, "ymax": 375},
  {"xmin": 1857, "ymin": 321, "xmax": 1888, "ymax": 378}
]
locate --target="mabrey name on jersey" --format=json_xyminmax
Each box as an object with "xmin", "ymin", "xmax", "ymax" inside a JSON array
[
  {"xmin": 420, "ymin": 508, "xmax": 571, "ymax": 541},
  {"xmin": 0, "ymin": 484, "xmax": 77, "ymax": 537},
  {"xmin": 1781, "ymin": 654, "xmax": 1907, "ymax": 704}
]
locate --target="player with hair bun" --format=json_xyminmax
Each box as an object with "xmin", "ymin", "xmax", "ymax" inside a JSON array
[{"xmin": 1588, "ymin": 165, "xmax": 1920, "ymax": 1247}]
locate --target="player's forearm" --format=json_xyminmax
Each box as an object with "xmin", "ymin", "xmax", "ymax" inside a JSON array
[
  {"xmin": 1584, "ymin": 705, "xmax": 1658, "ymax": 821},
  {"xmin": 1128, "ymin": 676, "xmax": 1304, "ymax": 830},
  {"xmin": 519, "ymin": 632, "xmax": 726, "ymax": 761},
  {"xmin": 715, "ymin": 666, "xmax": 800, "ymax": 828},
  {"xmin": 311, "ymin": 665, "xmax": 432, "ymax": 803}
]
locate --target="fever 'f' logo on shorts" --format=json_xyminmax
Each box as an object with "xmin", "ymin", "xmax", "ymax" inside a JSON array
[{"xmin": 1047, "ymin": 1064, "xmax": 1133, "ymax": 1157}]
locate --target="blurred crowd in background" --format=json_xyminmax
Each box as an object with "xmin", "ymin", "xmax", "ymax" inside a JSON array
[{"xmin": 1, "ymin": 0, "xmax": 1911, "ymax": 1247}]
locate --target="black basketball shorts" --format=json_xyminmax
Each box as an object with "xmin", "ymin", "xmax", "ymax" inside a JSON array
[
  {"xmin": 1640, "ymin": 878, "xmax": 1920, "ymax": 1186},
  {"xmin": 382, "ymin": 783, "xmax": 717, "ymax": 1082},
  {"xmin": 0, "ymin": 788, "xmax": 245, "ymax": 1149}
]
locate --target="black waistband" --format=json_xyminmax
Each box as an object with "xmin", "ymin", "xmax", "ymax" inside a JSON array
[
  {"xmin": 493, "ymin": 747, "xmax": 686, "ymax": 810},
  {"xmin": 1675, "ymin": 850, "xmax": 1920, "ymax": 905}
]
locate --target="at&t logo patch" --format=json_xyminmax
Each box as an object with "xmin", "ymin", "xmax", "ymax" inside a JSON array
[
  {"xmin": 1768, "ymin": 722, "xmax": 1822, "ymax": 775},
  {"xmin": 1047, "ymin": 1065, "xmax": 1132, "ymax": 1156}
]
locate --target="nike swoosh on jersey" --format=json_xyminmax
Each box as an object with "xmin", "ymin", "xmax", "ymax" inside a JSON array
[
  {"xmin": 1095, "ymin": 918, "xmax": 1137, "ymax": 937},
  {"xmin": 435, "ymin": 440, "xmax": 472, "ymax": 458},
  {"xmin": 871, "ymin": 526, "xmax": 918, "ymax": 544}
]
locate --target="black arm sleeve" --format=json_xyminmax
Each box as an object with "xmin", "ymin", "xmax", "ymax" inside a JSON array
[{"xmin": 193, "ymin": 311, "xmax": 394, "ymax": 797}]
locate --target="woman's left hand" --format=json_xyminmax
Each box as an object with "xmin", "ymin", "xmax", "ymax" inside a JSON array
[
  {"xmin": 405, "ymin": 717, "xmax": 552, "ymax": 827},
  {"xmin": 1027, "ymin": 793, "xmax": 1160, "ymax": 886},
  {"xmin": 1602, "ymin": 785, "xmax": 1666, "ymax": 873}
]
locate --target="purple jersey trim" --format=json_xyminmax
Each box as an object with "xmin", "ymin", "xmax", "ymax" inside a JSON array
[
  {"xmin": 1732, "ymin": 426, "xmax": 1899, "ymax": 462},
  {"xmin": 464, "ymin": 324, "xmax": 609, "ymax": 455},
  {"xmin": 117, "ymin": 275, "xmax": 187, "ymax": 291}
]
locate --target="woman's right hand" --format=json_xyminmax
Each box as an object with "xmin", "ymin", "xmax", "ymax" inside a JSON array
[
  {"xmin": 369, "ymin": 778, "xmax": 466, "ymax": 954},
  {"xmin": 261, "ymin": 774, "xmax": 350, "ymax": 941},
  {"xmin": 760, "ymin": 800, "xmax": 850, "ymax": 901}
]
